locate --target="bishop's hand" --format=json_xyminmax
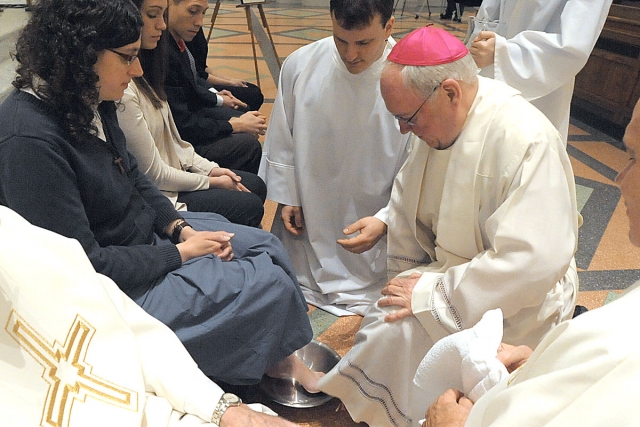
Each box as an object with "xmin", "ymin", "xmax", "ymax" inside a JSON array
[{"xmin": 379, "ymin": 272, "xmax": 422, "ymax": 322}]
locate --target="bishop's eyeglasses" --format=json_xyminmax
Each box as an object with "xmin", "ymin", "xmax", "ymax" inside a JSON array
[{"xmin": 394, "ymin": 83, "xmax": 441, "ymax": 127}]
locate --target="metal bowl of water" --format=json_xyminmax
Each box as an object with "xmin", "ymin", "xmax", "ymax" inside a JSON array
[{"xmin": 259, "ymin": 339, "xmax": 340, "ymax": 408}]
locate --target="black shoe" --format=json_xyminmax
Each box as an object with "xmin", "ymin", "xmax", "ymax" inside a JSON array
[
  {"xmin": 440, "ymin": 13, "xmax": 452, "ymax": 19},
  {"xmin": 572, "ymin": 305, "xmax": 588, "ymax": 318},
  {"xmin": 452, "ymin": 14, "xmax": 462, "ymax": 22}
]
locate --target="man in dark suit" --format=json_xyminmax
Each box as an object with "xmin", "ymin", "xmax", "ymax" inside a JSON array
[
  {"xmin": 186, "ymin": 28, "xmax": 264, "ymax": 112},
  {"xmin": 165, "ymin": 0, "xmax": 266, "ymax": 174}
]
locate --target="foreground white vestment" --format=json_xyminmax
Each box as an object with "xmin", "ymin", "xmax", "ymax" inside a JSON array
[
  {"xmin": 467, "ymin": 281, "xmax": 640, "ymax": 426},
  {"xmin": 259, "ymin": 36, "xmax": 410, "ymax": 316},
  {"xmin": 470, "ymin": 0, "xmax": 612, "ymax": 144},
  {"xmin": 318, "ymin": 77, "xmax": 579, "ymax": 427},
  {"xmin": 0, "ymin": 206, "xmax": 273, "ymax": 426}
]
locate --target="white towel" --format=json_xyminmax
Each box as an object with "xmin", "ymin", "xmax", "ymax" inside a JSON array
[{"xmin": 413, "ymin": 309, "xmax": 508, "ymax": 408}]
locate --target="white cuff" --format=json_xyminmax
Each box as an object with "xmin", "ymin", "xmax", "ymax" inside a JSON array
[{"xmin": 208, "ymin": 87, "xmax": 223, "ymax": 106}]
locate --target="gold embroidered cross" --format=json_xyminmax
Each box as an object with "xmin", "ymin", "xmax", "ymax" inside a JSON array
[{"xmin": 6, "ymin": 310, "xmax": 137, "ymax": 427}]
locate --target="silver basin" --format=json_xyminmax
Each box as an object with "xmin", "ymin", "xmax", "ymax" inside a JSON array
[{"xmin": 259, "ymin": 340, "xmax": 341, "ymax": 408}]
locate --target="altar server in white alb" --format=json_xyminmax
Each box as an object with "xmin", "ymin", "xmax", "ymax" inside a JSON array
[
  {"xmin": 318, "ymin": 27, "xmax": 579, "ymax": 427},
  {"xmin": 425, "ymin": 97, "xmax": 640, "ymax": 427},
  {"xmin": 259, "ymin": 0, "xmax": 410, "ymax": 316},
  {"xmin": 467, "ymin": 0, "xmax": 613, "ymax": 144},
  {"xmin": 0, "ymin": 206, "xmax": 300, "ymax": 427}
]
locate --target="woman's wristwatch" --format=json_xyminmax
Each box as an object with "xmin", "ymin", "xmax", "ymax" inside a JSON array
[
  {"xmin": 211, "ymin": 392, "xmax": 242, "ymax": 426},
  {"xmin": 170, "ymin": 219, "xmax": 191, "ymax": 244}
]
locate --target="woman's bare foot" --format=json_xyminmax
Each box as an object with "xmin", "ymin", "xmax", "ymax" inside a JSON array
[{"xmin": 265, "ymin": 354, "xmax": 326, "ymax": 393}]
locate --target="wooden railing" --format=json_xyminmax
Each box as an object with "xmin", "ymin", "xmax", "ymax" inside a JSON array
[{"xmin": 573, "ymin": 4, "xmax": 640, "ymax": 128}]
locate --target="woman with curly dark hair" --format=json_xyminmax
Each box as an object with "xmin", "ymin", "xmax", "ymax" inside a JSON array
[
  {"xmin": 0, "ymin": 0, "xmax": 322, "ymax": 400},
  {"xmin": 11, "ymin": 0, "xmax": 143, "ymax": 139}
]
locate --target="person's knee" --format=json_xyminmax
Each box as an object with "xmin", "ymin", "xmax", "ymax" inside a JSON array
[
  {"xmin": 253, "ymin": 176, "xmax": 267, "ymax": 201},
  {"xmin": 235, "ymin": 133, "xmax": 262, "ymax": 154},
  {"xmin": 232, "ymin": 134, "xmax": 262, "ymax": 172},
  {"xmin": 245, "ymin": 83, "xmax": 264, "ymax": 111},
  {"xmin": 238, "ymin": 193, "xmax": 265, "ymax": 228},
  {"xmin": 235, "ymin": 171, "xmax": 266, "ymax": 202}
]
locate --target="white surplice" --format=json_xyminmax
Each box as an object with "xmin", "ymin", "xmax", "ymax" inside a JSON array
[
  {"xmin": 0, "ymin": 206, "xmax": 275, "ymax": 426},
  {"xmin": 259, "ymin": 36, "xmax": 410, "ymax": 315},
  {"xmin": 318, "ymin": 77, "xmax": 579, "ymax": 427},
  {"xmin": 466, "ymin": 281, "xmax": 640, "ymax": 427},
  {"xmin": 469, "ymin": 0, "xmax": 612, "ymax": 144}
]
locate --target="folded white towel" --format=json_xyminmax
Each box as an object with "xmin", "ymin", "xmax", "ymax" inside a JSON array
[{"xmin": 413, "ymin": 308, "xmax": 508, "ymax": 407}]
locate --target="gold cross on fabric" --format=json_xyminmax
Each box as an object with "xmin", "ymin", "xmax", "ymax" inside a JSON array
[{"xmin": 6, "ymin": 310, "xmax": 138, "ymax": 427}]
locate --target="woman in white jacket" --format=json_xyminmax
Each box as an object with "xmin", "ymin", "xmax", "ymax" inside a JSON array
[{"xmin": 117, "ymin": 0, "xmax": 266, "ymax": 228}]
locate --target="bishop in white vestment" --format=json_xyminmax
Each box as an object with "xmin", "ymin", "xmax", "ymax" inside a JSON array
[
  {"xmin": 468, "ymin": 0, "xmax": 612, "ymax": 144},
  {"xmin": 259, "ymin": 3, "xmax": 410, "ymax": 316},
  {"xmin": 426, "ymin": 87, "xmax": 640, "ymax": 427},
  {"xmin": 319, "ymin": 27, "xmax": 579, "ymax": 427}
]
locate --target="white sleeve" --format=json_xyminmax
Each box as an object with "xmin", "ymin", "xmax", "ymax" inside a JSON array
[
  {"xmin": 373, "ymin": 203, "xmax": 389, "ymax": 224},
  {"xmin": 490, "ymin": 0, "xmax": 612, "ymax": 101},
  {"xmin": 259, "ymin": 54, "xmax": 301, "ymax": 206},
  {"xmin": 208, "ymin": 87, "xmax": 224, "ymax": 106}
]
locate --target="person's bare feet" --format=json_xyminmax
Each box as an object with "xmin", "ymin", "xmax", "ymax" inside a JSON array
[{"xmin": 265, "ymin": 354, "xmax": 326, "ymax": 393}]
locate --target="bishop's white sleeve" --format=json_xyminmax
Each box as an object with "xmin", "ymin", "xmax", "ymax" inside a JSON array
[
  {"xmin": 490, "ymin": 0, "xmax": 611, "ymax": 102},
  {"xmin": 101, "ymin": 276, "xmax": 223, "ymax": 422},
  {"xmin": 412, "ymin": 137, "xmax": 578, "ymax": 344},
  {"xmin": 259, "ymin": 55, "xmax": 301, "ymax": 206}
]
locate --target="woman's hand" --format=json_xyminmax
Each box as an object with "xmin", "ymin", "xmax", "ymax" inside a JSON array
[
  {"xmin": 206, "ymin": 70, "xmax": 249, "ymax": 87},
  {"xmin": 208, "ymin": 168, "xmax": 249, "ymax": 192},
  {"xmin": 218, "ymin": 77, "xmax": 248, "ymax": 87},
  {"xmin": 176, "ymin": 230, "xmax": 235, "ymax": 262}
]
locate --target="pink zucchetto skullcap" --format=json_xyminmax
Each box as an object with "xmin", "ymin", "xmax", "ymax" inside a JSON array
[{"xmin": 388, "ymin": 25, "xmax": 468, "ymax": 66}]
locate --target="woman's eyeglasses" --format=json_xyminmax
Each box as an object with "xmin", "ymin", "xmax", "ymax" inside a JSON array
[{"xmin": 107, "ymin": 48, "xmax": 139, "ymax": 65}]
